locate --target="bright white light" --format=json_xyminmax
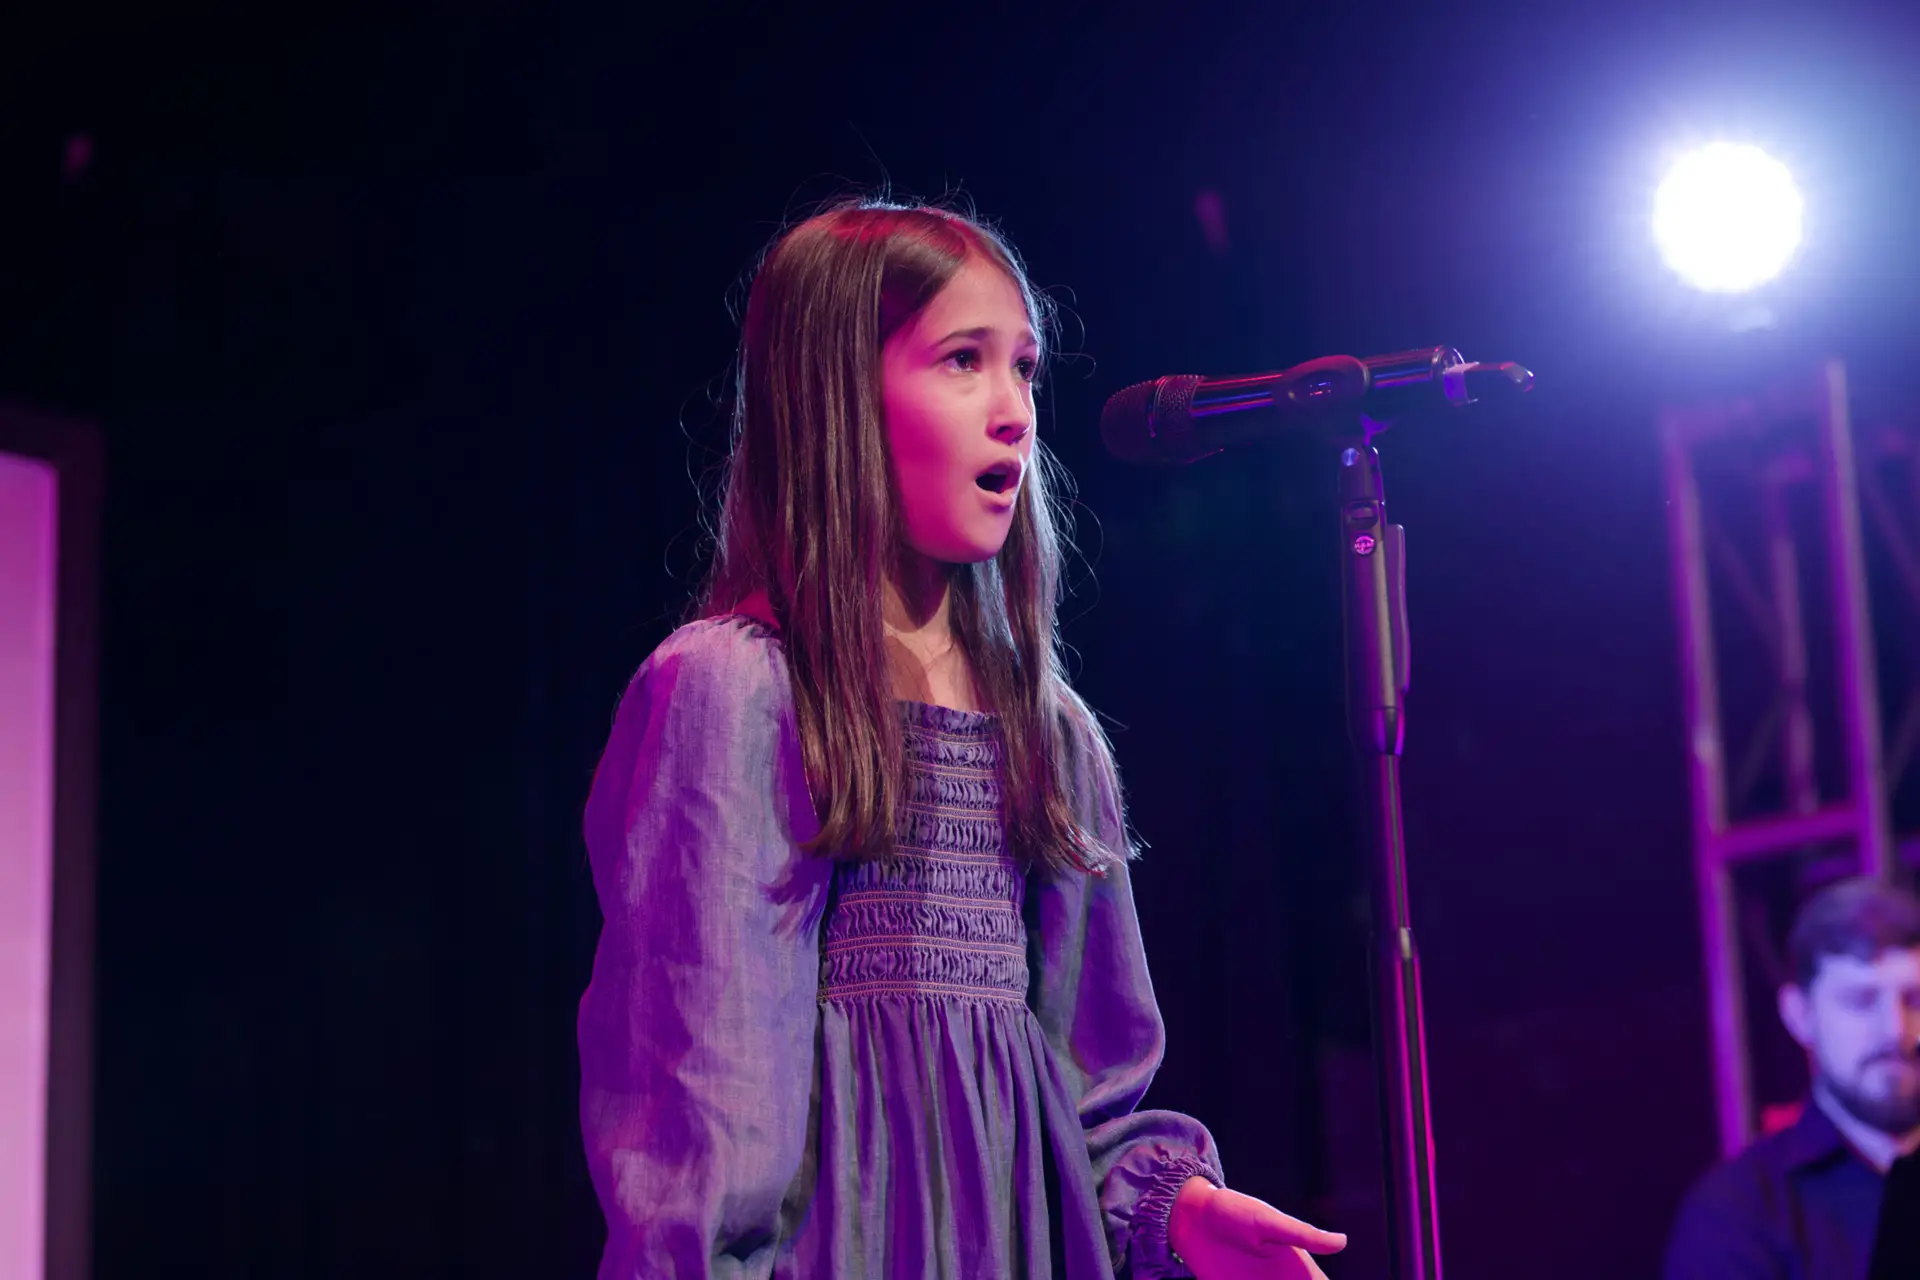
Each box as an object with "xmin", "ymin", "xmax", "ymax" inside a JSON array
[{"xmin": 1652, "ymin": 143, "xmax": 1804, "ymax": 293}]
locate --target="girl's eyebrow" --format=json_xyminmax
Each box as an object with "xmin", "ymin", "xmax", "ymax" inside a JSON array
[{"xmin": 934, "ymin": 324, "xmax": 1038, "ymax": 347}]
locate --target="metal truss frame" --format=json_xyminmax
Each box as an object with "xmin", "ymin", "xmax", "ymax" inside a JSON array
[{"xmin": 1662, "ymin": 359, "xmax": 1920, "ymax": 1156}]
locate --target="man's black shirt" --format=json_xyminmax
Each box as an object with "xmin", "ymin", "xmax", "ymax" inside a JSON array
[{"xmin": 1664, "ymin": 1103, "xmax": 1885, "ymax": 1280}]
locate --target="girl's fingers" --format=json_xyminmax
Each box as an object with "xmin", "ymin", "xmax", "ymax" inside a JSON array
[{"xmin": 1257, "ymin": 1208, "xmax": 1348, "ymax": 1255}]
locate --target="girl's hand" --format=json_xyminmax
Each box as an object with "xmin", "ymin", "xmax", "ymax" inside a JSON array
[{"xmin": 1167, "ymin": 1177, "xmax": 1348, "ymax": 1279}]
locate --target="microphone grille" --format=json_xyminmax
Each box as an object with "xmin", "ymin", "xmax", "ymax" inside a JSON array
[
  {"xmin": 1101, "ymin": 375, "xmax": 1205, "ymax": 464},
  {"xmin": 1100, "ymin": 379, "xmax": 1162, "ymax": 463}
]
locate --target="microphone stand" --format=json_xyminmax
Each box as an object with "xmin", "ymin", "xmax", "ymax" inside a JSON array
[
  {"xmin": 1103, "ymin": 343, "xmax": 1531, "ymax": 1280},
  {"xmin": 1338, "ymin": 427, "xmax": 1442, "ymax": 1280}
]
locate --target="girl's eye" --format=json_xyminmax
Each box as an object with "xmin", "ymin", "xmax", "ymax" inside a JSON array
[{"xmin": 944, "ymin": 348, "xmax": 1040, "ymax": 384}]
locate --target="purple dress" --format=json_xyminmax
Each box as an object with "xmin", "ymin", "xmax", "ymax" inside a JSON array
[{"xmin": 578, "ymin": 616, "xmax": 1223, "ymax": 1278}]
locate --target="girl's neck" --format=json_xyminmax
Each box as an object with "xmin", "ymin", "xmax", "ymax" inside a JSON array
[
  {"xmin": 730, "ymin": 559, "xmax": 986, "ymax": 713},
  {"xmin": 882, "ymin": 555, "xmax": 982, "ymax": 712},
  {"xmin": 882, "ymin": 552, "xmax": 954, "ymax": 644}
]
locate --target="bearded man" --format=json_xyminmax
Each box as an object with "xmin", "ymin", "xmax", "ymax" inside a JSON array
[{"xmin": 1665, "ymin": 876, "xmax": 1920, "ymax": 1280}]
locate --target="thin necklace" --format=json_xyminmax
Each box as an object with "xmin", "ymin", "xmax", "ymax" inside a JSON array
[{"xmin": 883, "ymin": 621, "xmax": 957, "ymax": 664}]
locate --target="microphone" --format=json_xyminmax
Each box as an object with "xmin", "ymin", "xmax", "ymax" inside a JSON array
[{"xmin": 1101, "ymin": 346, "xmax": 1535, "ymax": 465}]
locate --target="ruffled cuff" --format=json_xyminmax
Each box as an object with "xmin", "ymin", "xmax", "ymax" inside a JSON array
[{"xmin": 1130, "ymin": 1152, "xmax": 1225, "ymax": 1279}]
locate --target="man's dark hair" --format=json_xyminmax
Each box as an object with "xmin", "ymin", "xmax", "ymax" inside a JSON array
[{"xmin": 1787, "ymin": 876, "xmax": 1920, "ymax": 990}]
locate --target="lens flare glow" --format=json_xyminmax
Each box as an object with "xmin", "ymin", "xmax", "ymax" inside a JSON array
[{"xmin": 1652, "ymin": 143, "xmax": 1803, "ymax": 293}]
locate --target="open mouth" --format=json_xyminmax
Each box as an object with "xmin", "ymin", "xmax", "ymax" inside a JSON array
[{"xmin": 974, "ymin": 460, "xmax": 1022, "ymax": 495}]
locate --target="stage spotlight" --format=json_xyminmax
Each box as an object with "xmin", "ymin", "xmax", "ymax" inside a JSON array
[{"xmin": 1653, "ymin": 143, "xmax": 1803, "ymax": 294}]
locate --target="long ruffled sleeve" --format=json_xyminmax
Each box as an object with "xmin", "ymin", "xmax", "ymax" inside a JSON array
[
  {"xmin": 577, "ymin": 618, "xmax": 832, "ymax": 1279},
  {"xmin": 1027, "ymin": 719, "xmax": 1226, "ymax": 1280}
]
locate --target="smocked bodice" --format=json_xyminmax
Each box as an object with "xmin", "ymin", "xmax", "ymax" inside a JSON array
[{"xmin": 817, "ymin": 701, "xmax": 1029, "ymax": 1005}]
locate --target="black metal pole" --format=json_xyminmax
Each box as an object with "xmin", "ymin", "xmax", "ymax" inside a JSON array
[{"xmin": 1338, "ymin": 437, "xmax": 1442, "ymax": 1280}]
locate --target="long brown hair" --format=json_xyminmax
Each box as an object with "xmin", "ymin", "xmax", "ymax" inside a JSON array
[{"xmin": 696, "ymin": 197, "xmax": 1125, "ymax": 874}]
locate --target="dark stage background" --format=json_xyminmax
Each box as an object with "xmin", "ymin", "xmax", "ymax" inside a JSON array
[{"xmin": 6, "ymin": 2, "xmax": 1920, "ymax": 1276}]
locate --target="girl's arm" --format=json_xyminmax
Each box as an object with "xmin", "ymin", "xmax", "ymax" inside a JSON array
[
  {"xmin": 1029, "ymin": 848, "xmax": 1224, "ymax": 1278},
  {"xmin": 1031, "ymin": 721, "xmax": 1347, "ymax": 1279},
  {"xmin": 577, "ymin": 619, "xmax": 830, "ymax": 1279},
  {"xmin": 1026, "ymin": 719, "xmax": 1226, "ymax": 1279}
]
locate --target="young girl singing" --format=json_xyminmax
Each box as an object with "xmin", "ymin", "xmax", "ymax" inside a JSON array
[{"xmin": 577, "ymin": 199, "xmax": 1348, "ymax": 1278}]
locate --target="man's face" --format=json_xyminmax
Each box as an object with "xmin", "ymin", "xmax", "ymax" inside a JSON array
[{"xmin": 1781, "ymin": 946, "xmax": 1920, "ymax": 1135}]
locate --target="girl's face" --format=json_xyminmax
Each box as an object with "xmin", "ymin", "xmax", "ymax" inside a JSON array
[{"xmin": 880, "ymin": 258, "xmax": 1038, "ymax": 567}]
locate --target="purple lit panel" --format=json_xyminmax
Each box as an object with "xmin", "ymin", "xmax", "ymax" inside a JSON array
[{"xmin": 0, "ymin": 451, "xmax": 57, "ymax": 1280}]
